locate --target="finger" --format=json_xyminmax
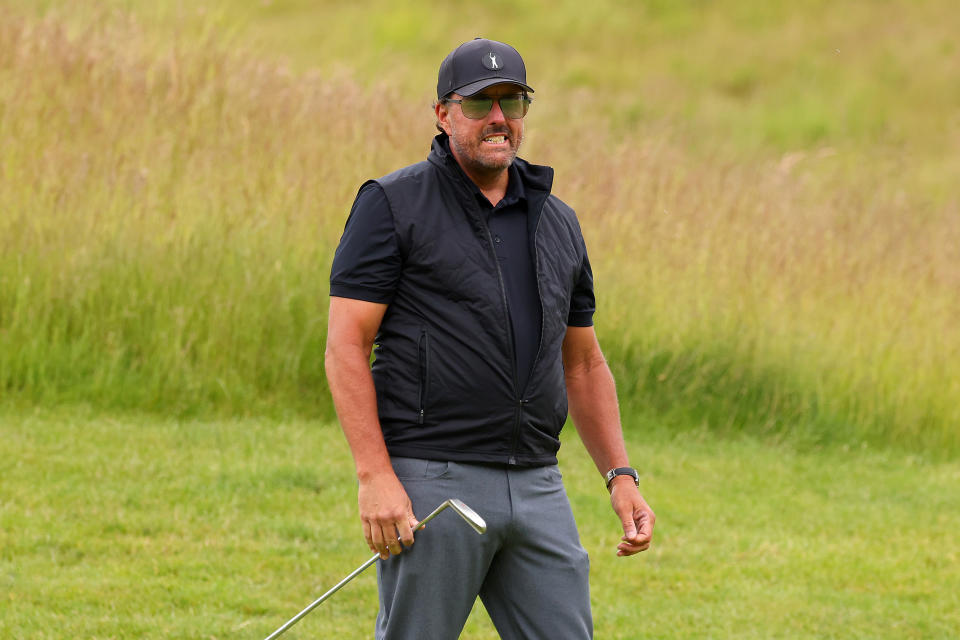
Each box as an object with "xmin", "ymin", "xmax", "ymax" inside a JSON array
[
  {"xmin": 363, "ymin": 520, "xmax": 375, "ymax": 553},
  {"xmin": 397, "ymin": 515, "xmax": 416, "ymax": 547},
  {"xmin": 618, "ymin": 535, "xmax": 649, "ymax": 549},
  {"xmin": 617, "ymin": 506, "xmax": 638, "ymax": 540},
  {"xmin": 618, "ymin": 528, "xmax": 650, "ymax": 554},
  {"xmin": 634, "ymin": 516, "xmax": 653, "ymax": 543},
  {"xmin": 617, "ymin": 541, "xmax": 651, "ymax": 556},
  {"xmin": 369, "ymin": 522, "xmax": 389, "ymax": 559},
  {"xmin": 622, "ymin": 504, "xmax": 654, "ymax": 537},
  {"xmin": 622, "ymin": 523, "xmax": 649, "ymax": 544},
  {"xmin": 620, "ymin": 519, "xmax": 639, "ymax": 544},
  {"xmin": 617, "ymin": 538, "xmax": 651, "ymax": 554},
  {"xmin": 385, "ymin": 522, "xmax": 404, "ymax": 556}
]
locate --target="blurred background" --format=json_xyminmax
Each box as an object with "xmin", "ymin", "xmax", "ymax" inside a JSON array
[
  {"xmin": 2, "ymin": 2, "xmax": 959, "ymax": 637},
  {"xmin": 2, "ymin": 0, "xmax": 958, "ymax": 452}
]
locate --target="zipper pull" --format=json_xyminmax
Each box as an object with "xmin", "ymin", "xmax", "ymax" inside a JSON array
[{"xmin": 418, "ymin": 409, "xmax": 425, "ymax": 425}]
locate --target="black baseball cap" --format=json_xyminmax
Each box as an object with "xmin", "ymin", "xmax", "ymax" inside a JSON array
[{"xmin": 437, "ymin": 38, "xmax": 534, "ymax": 99}]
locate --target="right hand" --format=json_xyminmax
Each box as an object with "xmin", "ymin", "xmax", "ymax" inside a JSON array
[{"xmin": 358, "ymin": 471, "xmax": 419, "ymax": 559}]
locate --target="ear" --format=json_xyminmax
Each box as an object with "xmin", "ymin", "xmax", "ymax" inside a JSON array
[{"xmin": 435, "ymin": 100, "xmax": 453, "ymax": 135}]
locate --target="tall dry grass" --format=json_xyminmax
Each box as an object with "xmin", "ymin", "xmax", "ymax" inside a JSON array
[
  {"xmin": 0, "ymin": 9, "xmax": 409, "ymax": 414},
  {"xmin": 1, "ymin": 9, "xmax": 957, "ymax": 452}
]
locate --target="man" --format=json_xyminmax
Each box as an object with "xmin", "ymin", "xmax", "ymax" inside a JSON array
[{"xmin": 325, "ymin": 38, "xmax": 654, "ymax": 639}]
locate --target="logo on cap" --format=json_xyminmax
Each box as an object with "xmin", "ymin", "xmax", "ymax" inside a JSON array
[{"xmin": 482, "ymin": 52, "xmax": 502, "ymax": 70}]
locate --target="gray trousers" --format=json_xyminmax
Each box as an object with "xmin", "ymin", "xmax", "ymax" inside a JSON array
[{"xmin": 375, "ymin": 458, "xmax": 593, "ymax": 640}]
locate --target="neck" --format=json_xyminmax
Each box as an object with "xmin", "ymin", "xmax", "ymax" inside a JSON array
[{"xmin": 449, "ymin": 145, "xmax": 510, "ymax": 207}]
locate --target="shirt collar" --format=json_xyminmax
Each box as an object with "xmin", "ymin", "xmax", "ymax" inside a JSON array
[{"xmin": 439, "ymin": 136, "xmax": 527, "ymax": 210}]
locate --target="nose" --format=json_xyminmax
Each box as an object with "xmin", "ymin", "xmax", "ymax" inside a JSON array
[{"xmin": 486, "ymin": 97, "xmax": 507, "ymax": 124}]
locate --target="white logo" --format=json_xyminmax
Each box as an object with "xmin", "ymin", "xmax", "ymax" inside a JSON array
[{"xmin": 487, "ymin": 52, "xmax": 500, "ymax": 69}]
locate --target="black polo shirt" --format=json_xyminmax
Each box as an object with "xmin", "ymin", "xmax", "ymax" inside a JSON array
[
  {"xmin": 331, "ymin": 153, "xmax": 593, "ymax": 393},
  {"xmin": 467, "ymin": 161, "xmax": 542, "ymax": 392}
]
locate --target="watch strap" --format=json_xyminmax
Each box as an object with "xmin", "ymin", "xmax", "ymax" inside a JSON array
[{"xmin": 605, "ymin": 466, "xmax": 639, "ymax": 488}]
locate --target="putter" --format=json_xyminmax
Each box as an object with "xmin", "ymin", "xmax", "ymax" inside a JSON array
[{"xmin": 263, "ymin": 498, "xmax": 486, "ymax": 640}]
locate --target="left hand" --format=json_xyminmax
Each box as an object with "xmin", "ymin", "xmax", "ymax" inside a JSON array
[{"xmin": 609, "ymin": 476, "xmax": 655, "ymax": 556}]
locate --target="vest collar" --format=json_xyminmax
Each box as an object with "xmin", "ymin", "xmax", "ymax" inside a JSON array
[{"xmin": 427, "ymin": 133, "xmax": 554, "ymax": 198}]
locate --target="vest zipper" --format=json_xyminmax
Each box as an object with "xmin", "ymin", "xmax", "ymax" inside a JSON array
[
  {"xmin": 520, "ymin": 211, "xmax": 545, "ymax": 397},
  {"xmin": 509, "ymin": 211, "xmax": 546, "ymax": 464},
  {"xmin": 481, "ymin": 224, "xmax": 524, "ymax": 463},
  {"xmin": 418, "ymin": 329, "xmax": 429, "ymax": 424}
]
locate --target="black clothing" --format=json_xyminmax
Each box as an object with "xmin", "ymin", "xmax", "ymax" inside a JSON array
[
  {"xmin": 330, "ymin": 134, "xmax": 594, "ymax": 466},
  {"xmin": 467, "ymin": 160, "xmax": 542, "ymax": 392},
  {"xmin": 330, "ymin": 184, "xmax": 402, "ymax": 303},
  {"xmin": 334, "ymin": 147, "xmax": 544, "ymax": 391}
]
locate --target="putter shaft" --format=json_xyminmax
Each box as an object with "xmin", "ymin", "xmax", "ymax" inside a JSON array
[
  {"xmin": 263, "ymin": 499, "xmax": 484, "ymax": 640},
  {"xmin": 263, "ymin": 554, "xmax": 378, "ymax": 640}
]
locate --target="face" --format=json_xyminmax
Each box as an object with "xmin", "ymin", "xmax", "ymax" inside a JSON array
[{"xmin": 436, "ymin": 83, "xmax": 526, "ymax": 178}]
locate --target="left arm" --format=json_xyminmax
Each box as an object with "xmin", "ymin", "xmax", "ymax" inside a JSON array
[{"xmin": 562, "ymin": 325, "xmax": 655, "ymax": 556}]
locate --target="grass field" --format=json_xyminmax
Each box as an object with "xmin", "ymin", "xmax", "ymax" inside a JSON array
[
  {"xmin": 2, "ymin": 2, "xmax": 959, "ymax": 637},
  {"xmin": 3, "ymin": 412, "xmax": 959, "ymax": 638},
  {"xmin": 2, "ymin": 2, "xmax": 958, "ymax": 453}
]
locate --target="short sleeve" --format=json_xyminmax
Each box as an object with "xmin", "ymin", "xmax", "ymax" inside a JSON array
[
  {"xmin": 567, "ymin": 243, "xmax": 596, "ymax": 327},
  {"xmin": 329, "ymin": 183, "xmax": 402, "ymax": 304}
]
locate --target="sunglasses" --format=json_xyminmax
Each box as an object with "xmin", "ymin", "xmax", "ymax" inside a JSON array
[{"xmin": 443, "ymin": 94, "xmax": 533, "ymax": 120}]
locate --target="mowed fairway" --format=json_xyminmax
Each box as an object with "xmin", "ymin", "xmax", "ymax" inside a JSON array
[{"xmin": 2, "ymin": 412, "xmax": 958, "ymax": 639}]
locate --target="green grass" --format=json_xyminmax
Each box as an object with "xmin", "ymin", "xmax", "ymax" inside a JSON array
[
  {"xmin": 2, "ymin": 5, "xmax": 957, "ymax": 454},
  {"xmin": 2, "ymin": 411, "xmax": 959, "ymax": 638},
  {"xmin": 18, "ymin": 0, "xmax": 958, "ymax": 182},
  {"xmin": 3, "ymin": 3, "xmax": 958, "ymax": 637}
]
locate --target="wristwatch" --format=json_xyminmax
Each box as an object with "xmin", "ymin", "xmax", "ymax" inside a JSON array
[{"xmin": 605, "ymin": 466, "xmax": 639, "ymax": 489}]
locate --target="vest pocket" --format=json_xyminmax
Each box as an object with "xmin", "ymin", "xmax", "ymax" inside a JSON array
[{"xmin": 417, "ymin": 329, "xmax": 430, "ymax": 424}]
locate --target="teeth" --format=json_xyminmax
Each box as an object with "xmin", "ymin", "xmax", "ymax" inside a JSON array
[{"xmin": 484, "ymin": 135, "xmax": 506, "ymax": 143}]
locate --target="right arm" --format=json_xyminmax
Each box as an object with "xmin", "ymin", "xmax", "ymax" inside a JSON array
[{"xmin": 325, "ymin": 295, "xmax": 418, "ymax": 559}]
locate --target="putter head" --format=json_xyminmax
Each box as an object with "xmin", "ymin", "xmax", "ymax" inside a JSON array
[{"xmin": 446, "ymin": 498, "xmax": 487, "ymax": 534}]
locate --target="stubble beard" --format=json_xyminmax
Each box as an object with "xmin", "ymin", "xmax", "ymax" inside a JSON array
[{"xmin": 448, "ymin": 121, "xmax": 523, "ymax": 176}]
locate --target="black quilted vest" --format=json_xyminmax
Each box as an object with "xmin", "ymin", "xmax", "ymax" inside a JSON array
[{"xmin": 368, "ymin": 134, "xmax": 589, "ymax": 466}]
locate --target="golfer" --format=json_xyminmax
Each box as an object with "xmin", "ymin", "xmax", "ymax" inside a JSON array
[{"xmin": 325, "ymin": 38, "xmax": 655, "ymax": 639}]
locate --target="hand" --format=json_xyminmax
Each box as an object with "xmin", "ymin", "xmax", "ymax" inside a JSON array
[
  {"xmin": 609, "ymin": 476, "xmax": 655, "ymax": 556},
  {"xmin": 357, "ymin": 471, "xmax": 419, "ymax": 559}
]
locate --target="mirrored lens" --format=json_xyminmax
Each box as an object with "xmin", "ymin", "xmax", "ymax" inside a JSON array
[
  {"xmin": 458, "ymin": 96, "xmax": 531, "ymax": 120},
  {"xmin": 499, "ymin": 96, "xmax": 530, "ymax": 119},
  {"xmin": 460, "ymin": 97, "xmax": 494, "ymax": 119}
]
